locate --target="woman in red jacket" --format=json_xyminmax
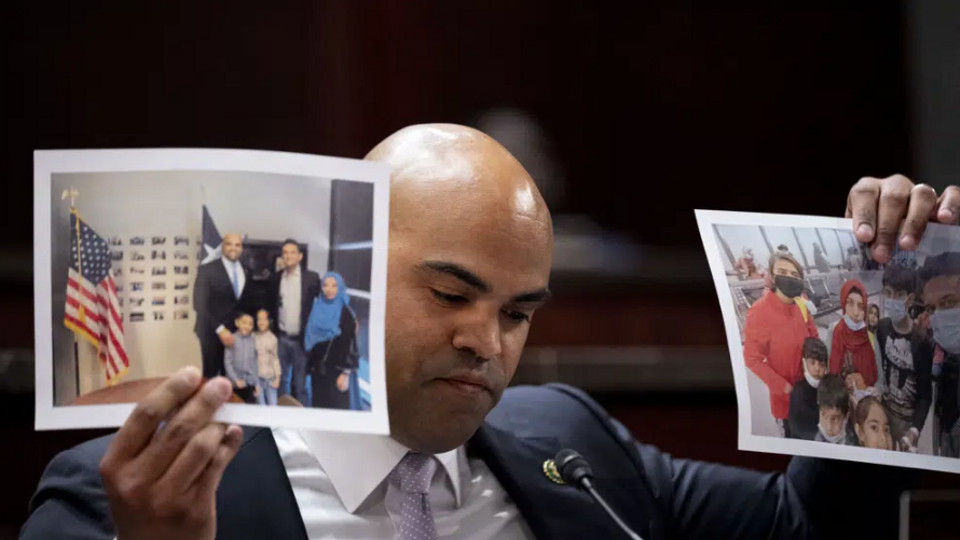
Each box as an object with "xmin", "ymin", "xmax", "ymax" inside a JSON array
[{"xmin": 743, "ymin": 253, "xmax": 819, "ymax": 437}]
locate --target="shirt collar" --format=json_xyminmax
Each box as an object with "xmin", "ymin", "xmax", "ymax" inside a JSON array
[
  {"xmin": 292, "ymin": 429, "xmax": 462, "ymax": 514},
  {"xmin": 283, "ymin": 266, "xmax": 301, "ymax": 278},
  {"xmin": 221, "ymin": 256, "xmax": 238, "ymax": 268}
]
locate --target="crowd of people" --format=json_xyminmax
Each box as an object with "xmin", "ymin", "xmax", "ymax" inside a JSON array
[
  {"xmin": 193, "ymin": 234, "xmax": 360, "ymax": 409},
  {"xmin": 743, "ymin": 250, "xmax": 960, "ymax": 457}
]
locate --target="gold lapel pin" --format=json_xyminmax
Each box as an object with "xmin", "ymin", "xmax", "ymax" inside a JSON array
[{"xmin": 542, "ymin": 459, "xmax": 565, "ymax": 485}]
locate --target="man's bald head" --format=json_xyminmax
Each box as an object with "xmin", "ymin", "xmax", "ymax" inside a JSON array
[
  {"xmin": 221, "ymin": 233, "xmax": 243, "ymax": 262},
  {"xmin": 364, "ymin": 124, "xmax": 554, "ymax": 453},
  {"xmin": 365, "ymin": 123, "xmax": 552, "ymax": 236}
]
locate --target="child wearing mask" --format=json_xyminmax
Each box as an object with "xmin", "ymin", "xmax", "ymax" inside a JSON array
[
  {"xmin": 815, "ymin": 374, "xmax": 857, "ymax": 445},
  {"xmin": 827, "ymin": 279, "xmax": 881, "ymax": 386},
  {"xmin": 788, "ymin": 337, "xmax": 829, "ymax": 440},
  {"xmin": 875, "ymin": 265, "xmax": 933, "ymax": 452},
  {"xmin": 853, "ymin": 396, "xmax": 894, "ymax": 451},
  {"xmin": 919, "ymin": 252, "xmax": 960, "ymax": 458}
]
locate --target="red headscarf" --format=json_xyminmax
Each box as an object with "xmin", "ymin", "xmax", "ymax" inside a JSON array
[{"xmin": 829, "ymin": 279, "xmax": 878, "ymax": 386}]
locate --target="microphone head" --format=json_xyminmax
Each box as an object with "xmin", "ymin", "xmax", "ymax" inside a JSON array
[{"xmin": 555, "ymin": 449, "xmax": 593, "ymax": 486}]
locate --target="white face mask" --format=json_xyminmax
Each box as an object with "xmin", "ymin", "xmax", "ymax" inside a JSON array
[
  {"xmin": 803, "ymin": 361, "xmax": 822, "ymax": 389},
  {"xmin": 843, "ymin": 314, "xmax": 866, "ymax": 332},
  {"xmin": 883, "ymin": 297, "xmax": 908, "ymax": 323},
  {"xmin": 931, "ymin": 307, "xmax": 960, "ymax": 354},
  {"xmin": 818, "ymin": 424, "xmax": 845, "ymax": 444}
]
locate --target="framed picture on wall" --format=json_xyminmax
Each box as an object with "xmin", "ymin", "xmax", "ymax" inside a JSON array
[{"xmin": 240, "ymin": 239, "xmax": 308, "ymax": 282}]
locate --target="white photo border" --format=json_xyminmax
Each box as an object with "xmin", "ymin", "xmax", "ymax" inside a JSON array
[
  {"xmin": 34, "ymin": 148, "xmax": 392, "ymax": 435},
  {"xmin": 695, "ymin": 209, "xmax": 960, "ymax": 475}
]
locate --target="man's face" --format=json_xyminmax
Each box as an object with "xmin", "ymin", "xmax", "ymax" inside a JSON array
[
  {"xmin": 804, "ymin": 357, "xmax": 826, "ymax": 380},
  {"xmin": 819, "ymin": 406, "xmax": 846, "ymax": 437},
  {"xmin": 281, "ymin": 243, "xmax": 303, "ymax": 270},
  {"xmin": 772, "ymin": 259, "xmax": 801, "ymax": 279},
  {"xmin": 384, "ymin": 188, "xmax": 553, "ymax": 453},
  {"xmin": 222, "ymin": 234, "xmax": 243, "ymax": 262},
  {"xmin": 845, "ymin": 291, "xmax": 865, "ymax": 323},
  {"xmin": 923, "ymin": 275, "xmax": 960, "ymax": 315}
]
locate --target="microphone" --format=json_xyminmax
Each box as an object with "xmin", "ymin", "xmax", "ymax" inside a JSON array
[{"xmin": 555, "ymin": 449, "xmax": 645, "ymax": 540}]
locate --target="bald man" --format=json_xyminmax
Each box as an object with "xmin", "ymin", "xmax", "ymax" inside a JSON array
[
  {"xmin": 22, "ymin": 127, "xmax": 960, "ymax": 540},
  {"xmin": 193, "ymin": 233, "xmax": 259, "ymax": 380}
]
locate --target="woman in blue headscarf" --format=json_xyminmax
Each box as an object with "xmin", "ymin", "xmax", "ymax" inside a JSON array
[{"xmin": 304, "ymin": 272, "xmax": 358, "ymax": 410}]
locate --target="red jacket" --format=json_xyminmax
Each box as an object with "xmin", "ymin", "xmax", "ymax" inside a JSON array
[{"xmin": 743, "ymin": 291, "xmax": 819, "ymax": 419}]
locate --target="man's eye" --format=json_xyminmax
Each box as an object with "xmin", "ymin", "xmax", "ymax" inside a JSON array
[
  {"xmin": 504, "ymin": 310, "xmax": 531, "ymax": 323},
  {"xmin": 431, "ymin": 290, "xmax": 465, "ymax": 304}
]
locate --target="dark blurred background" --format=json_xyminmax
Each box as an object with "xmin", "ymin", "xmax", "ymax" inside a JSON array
[{"xmin": 3, "ymin": 2, "xmax": 959, "ymax": 538}]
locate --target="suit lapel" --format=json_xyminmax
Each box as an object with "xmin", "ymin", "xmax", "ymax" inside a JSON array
[
  {"xmin": 216, "ymin": 428, "xmax": 308, "ymax": 540},
  {"xmin": 468, "ymin": 424, "xmax": 616, "ymax": 540}
]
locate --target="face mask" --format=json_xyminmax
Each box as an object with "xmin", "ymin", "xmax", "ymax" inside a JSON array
[
  {"xmin": 818, "ymin": 424, "xmax": 845, "ymax": 444},
  {"xmin": 803, "ymin": 361, "xmax": 822, "ymax": 388},
  {"xmin": 774, "ymin": 275, "xmax": 804, "ymax": 299},
  {"xmin": 931, "ymin": 307, "xmax": 960, "ymax": 354},
  {"xmin": 843, "ymin": 315, "xmax": 866, "ymax": 332},
  {"xmin": 883, "ymin": 297, "xmax": 907, "ymax": 323}
]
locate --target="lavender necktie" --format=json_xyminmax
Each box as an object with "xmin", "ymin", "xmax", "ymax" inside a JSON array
[{"xmin": 388, "ymin": 452, "xmax": 439, "ymax": 540}]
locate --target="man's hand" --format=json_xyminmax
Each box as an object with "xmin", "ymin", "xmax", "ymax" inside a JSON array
[
  {"xmin": 846, "ymin": 175, "xmax": 960, "ymax": 264},
  {"xmin": 337, "ymin": 372, "xmax": 350, "ymax": 393},
  {"xmin": 218, "ymin": 330, "xmax": 234, "ymax": 347},
  {"xmin": 235, "ymin": 379, "xmax": 246, "ymax": 389},
  {"xmin": 99, "ymin": 367, "xmax": 243, "ymax": 540}
]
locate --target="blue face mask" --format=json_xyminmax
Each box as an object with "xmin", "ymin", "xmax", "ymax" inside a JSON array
[
  {"xmin": 931, "ymin": 307, "xmax": 960, "ymax": 354},
  {"xmin": 843, "ymin": 315, "xmax": 866, "ymax": 332},
  {"xmin": 883, "ymin": 297, "xmax": 908, "ymax": 323}
]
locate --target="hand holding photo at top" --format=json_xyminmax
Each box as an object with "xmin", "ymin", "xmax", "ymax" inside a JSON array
[{"xmin": 846, "ymin": 174, "xmax": 960, "ymax": 263}]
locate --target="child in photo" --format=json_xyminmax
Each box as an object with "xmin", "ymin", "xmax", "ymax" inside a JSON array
[
  {"xmin": 875, "ymin": 265, "xmax": 933, "ymax": 451},
  {"xmin": 815, "ymin": 374, "xmax": 857, "ymax": 445},
  {"xmin": 827, "ymin": 279, "xmax": 880, "ymax": 386},
  {"xmin": 867, "ymin": 303, "xmax": 880, "ymax": 336},
  {"xmin": 788, "ymin": 337, "xmax": 829, "ymax": 441},
  {"xmin": 224, "ymin": 312, "xmax": 258, "ymax": 404},
  {"xmin": 254, "ymin": 309, "xmax": 281, "ymax": 406},
  {"xmin": 853, "ymin": 396, "xmax": 894, "ymax": 451}
]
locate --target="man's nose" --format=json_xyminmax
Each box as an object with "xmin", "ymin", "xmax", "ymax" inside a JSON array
[{"xmin": 451, "ymin": 311, "xmax": 503, "ymax": 362}]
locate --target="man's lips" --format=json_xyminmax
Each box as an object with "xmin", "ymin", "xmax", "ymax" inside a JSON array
[{"xmin": 437, "ymin": 375, "xmax": 493, "ymax": 394}]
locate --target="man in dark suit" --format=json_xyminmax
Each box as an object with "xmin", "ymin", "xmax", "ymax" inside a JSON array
[
  {"xmin": 193, "ymin": 233, "xmax": 259, "ymax": 379},
  {"xmin": 21, "ymin": 127, "xmax": 960, "ymax": 540},
  {"xmin": 266, "ymin": 239, "xmax": 321, "ymax": 406}
]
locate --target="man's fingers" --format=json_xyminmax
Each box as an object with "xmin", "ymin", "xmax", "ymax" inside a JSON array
[
  {"xmin": 194, "ymin": 425, "xmax": 244, "ymax": 501},
  {"xmin": 937, "ymin": 186, "xmax": 960, "ymax": 225},
  {"xmin": 103, "ymin": 366, "xmax": 203, "ymax": 465},
  {"xmin": 900, "ymin": 184, "xmax": 938, "ymax": 250},
  {"xmin": 872, "ymin": 175, "xmax": 914, "ymax": 263},
  {"xmin": 135, "ymin": 377, "xmax": 234, "ymax": 477},
  {"xmin": 847, "ymin": 177, "xmax": 881, "ymax": 243},
  {"xmin": 155, "ymin": 423, "xmax": 227, "ymax": 494}
]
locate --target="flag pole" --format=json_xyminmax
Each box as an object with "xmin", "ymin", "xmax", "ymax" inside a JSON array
[{"xmin": 63, "ymin": 187, "xmax": 83, "ymax": 397}]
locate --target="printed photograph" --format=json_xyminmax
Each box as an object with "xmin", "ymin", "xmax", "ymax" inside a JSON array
[
  {"xmin": 697, "ymin": 210, "xmax": 960, "ymax": 474},
  {"xmin": 35, "ymin": 148, "xmax": 390, "ymax": 434},
  {"xmin": 110, "ymin": 250, "xmax": 123, "ymax": 261},
  {"xmin": 129, "ymin": 267, "xmax": 145, "ymax": 275},
  {"xmin": 130, "ymin": 236, "xmax": 144, "ymax": 245},
  {"xmin": 130, "ymin": 251, "xmax": 144, "ymax": 261},
  {"xmin": 108, "ymin": 236, "xmax": 122, "ymax": 246}
]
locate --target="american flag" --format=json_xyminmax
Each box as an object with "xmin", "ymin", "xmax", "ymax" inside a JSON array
[{"xmin": 64, "ymin": 211, "xmax": 129, "ymax": 385}]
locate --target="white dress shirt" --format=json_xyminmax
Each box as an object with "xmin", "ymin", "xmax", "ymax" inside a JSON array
[
  {"xmin": 215, "ymin": 256, "xmax": 247, "ymax": 336},
  {"xmin": 272, "ymin": 427, "xmax": 536, "ymax": 539},
  {"xmin": 278, "ymin": 267, "xmax": 302, "ymax": 336}
]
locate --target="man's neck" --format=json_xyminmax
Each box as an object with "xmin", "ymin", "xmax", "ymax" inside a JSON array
[
  {"xmin": 893, "ymin": 315, "xmax": 914, "ymax": 335},
  {"xmin": 285, "ymin": 265, "xmax": 299, "ymax": 276}
]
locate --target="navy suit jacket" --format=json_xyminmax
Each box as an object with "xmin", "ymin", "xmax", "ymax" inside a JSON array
[{"xmin": 21, "ymin": 383, "xmax": 914, "ymax": 540}]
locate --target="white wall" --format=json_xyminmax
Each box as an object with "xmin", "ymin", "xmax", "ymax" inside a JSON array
[{"xmin": 52, "ymin": 171, "xmax": 331, "ymax": 398}]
